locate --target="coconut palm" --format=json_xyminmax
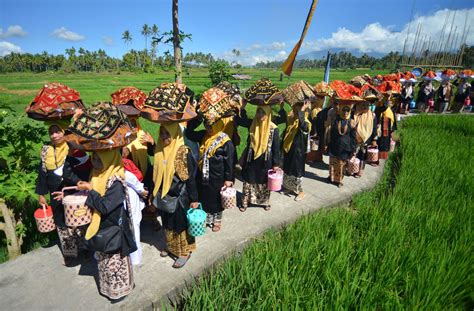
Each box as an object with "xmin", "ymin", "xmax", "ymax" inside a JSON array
[{"xmin": 122, "ymin": 30, "xmax": 133, "ymax": 46}]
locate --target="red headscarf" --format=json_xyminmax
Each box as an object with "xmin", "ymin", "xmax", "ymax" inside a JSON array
[{"xmin": 122, "ymin": 158, "xmax": 143, "ymax": 182}]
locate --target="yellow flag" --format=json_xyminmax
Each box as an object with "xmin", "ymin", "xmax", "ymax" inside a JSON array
[{"xmin": 281, "ymin": 0, "xmax": 318, "ymax": 76}]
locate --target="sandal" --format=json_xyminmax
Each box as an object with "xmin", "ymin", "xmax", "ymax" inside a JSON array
[
  {"xmin": 263, "ymin": 205, "xmax": 271, "ymax": 211},
  {"xmin": 295, "ymin": 192, "xmax": 305, "ymax": 201},
  {"xmin": 239, "ymin": 206, "xmax": 247, "ymax": 212},
  {"xmin": 172, "ymin": 255, "xmax": 190, "ymax": 269},
  {"xmin": 160, "ymin": 250, "xmax": 169, "ymax": 257},
  {"xmin": 212, "ymin": 223, "xmax": 222, "ymax": 232}
]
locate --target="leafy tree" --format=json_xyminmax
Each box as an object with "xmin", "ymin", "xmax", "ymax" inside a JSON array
[
  {"xmin": 208, "ymin": 60, "xmax": 232, "ymax": 85},
  {"xmin": 0, "ymin": 111, "xmax": 47, "ymax": 260}
]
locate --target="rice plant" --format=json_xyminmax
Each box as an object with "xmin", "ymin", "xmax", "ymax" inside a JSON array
[{"xmin": 178, "ymin": 115, "xmax": 474, "ymax": 310}]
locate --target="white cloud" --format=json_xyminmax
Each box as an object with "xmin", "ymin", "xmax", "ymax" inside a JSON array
[
  {"xmin": 0, "ymin": 41, "xmax": 22, "ymax": 56},
  {"xmin": 220, "ymin": 8, "xmax": 473, "ymax": 65},
  {"xmin": 0, "ymin": 25, "xmax": 27, "ymax": 38},
  {"xmin": 52, "ymin": 27, "xmax": 85, "ymax": 41},
  {"xmin": 102, "ymin": 36, "xmax": 114, "ymax": 46},
  {"xmin": 271, "ymin": 41, "xmax": 286, "ymax": 50},
  {"xmin": 304, "ymin": 8, "xmax": 474, "ymax": 54},
  {"xmin": 221, "ymin": 42, "xmax": 290, "ymax": 66}
]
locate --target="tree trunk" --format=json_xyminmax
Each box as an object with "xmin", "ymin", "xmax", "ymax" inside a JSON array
[
  {"xmin": 172, "ymin": 0, "xmax": 182, "ymax": 83},
  {"xmin": 0, "ymin": 199, "xmax": 22, "ymax": 260}
]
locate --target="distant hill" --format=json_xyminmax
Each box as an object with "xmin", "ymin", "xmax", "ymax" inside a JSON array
[{"xmin": 297, "ymin": 49, "xmax": 385, "ymax": 60}]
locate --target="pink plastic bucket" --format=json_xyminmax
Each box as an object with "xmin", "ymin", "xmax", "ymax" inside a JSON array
[{"xmin": 267, "ymin": 169, "xmax": 283, "ymax": 191}]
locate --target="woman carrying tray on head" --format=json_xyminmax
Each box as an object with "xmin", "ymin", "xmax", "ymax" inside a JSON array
[
  {"xmin": 281, "ymin": 81, "xmax": 314, "ymax": 201},
  {"xmin": 150, "ymin": 123, "xmax": 199, "ymax": 268},
  {"xmin": 27, "ymin": 83, "xmax": 90, "ymax": 266},
  {"xmin": 140, "ymin": 82, "xmax": 200, "ymax": 266},
  {"xmin": 327, "ymin": 81, "xmax": 358, "ymax": 188},
  {"xmin": 68, "ymin": 102, "xmax": 137, "ymax": 301},
  {"xmin": 237, "ymin": 78, "xmax": 283, "ymax": 212},
  {"xmin": 374, "ymin": 92, "xmax": 397, "ymax": 161},
  {"xmin": 185, "ymin": 87, "xmax": 235, "ymax": 232},
  {"xmin": 417, "ymin": 71, "xmax": 436, "ymax": 113},
  {"xmin": 352, "ymin": 99, "xmax": 377, "ymax": 178},
  {"xmin": 111, "ymin": 87, "xmax": 154, "ymax": 211}
]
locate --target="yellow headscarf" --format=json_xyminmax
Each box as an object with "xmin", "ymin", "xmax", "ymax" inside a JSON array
[
  {"xmin": 85, "ymin": 149, "xmax": 125, "ymax": 240},
  {"xmin": 152, "ymin": 123, "xmax": 183, "ymax": 198},
  {"xmin": 221, "ymin": 116, "xmax": 234, "ymax": 138},
  {"xmin": 44, "ymin": 122, "xmax": 70, "ymax": 170},
  {"xmin": 126, "ymin": 126, "xmax": 149, "ymax": 176},
  {"xmin": 44, "ymin": 142, "xmax": 69, "ymax": 170},
  {"xmin": 199, "ymin": 119, "xmax": 231, "ymax": 168},
  {"xmin": 382, "ymin": 108, "xmax": 395, "ymax": 127},
  {"xmin": 354, "ymin": 110, "xmax": 374, "ymax": 144},
  {"xmin": 250, "ymin": 105, "xmax": 275, "ymax": 160},
  {"xmin": 283, "ymin": 109, "xmax": 312, "ymax": 154}
]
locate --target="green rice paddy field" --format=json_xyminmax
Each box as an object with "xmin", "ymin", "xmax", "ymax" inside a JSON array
[
  {"xmin": 178, "ymin": 115, "xmax": 473, "ymax": 309},
  {"xmin": 0, "ymin": 68, "xmax": 386, "ymax": 156}
]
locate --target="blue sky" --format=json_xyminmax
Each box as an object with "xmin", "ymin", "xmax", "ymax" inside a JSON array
[{"xmin": 1, "ymin": 0, "xmax": 473, "ymax": 65}]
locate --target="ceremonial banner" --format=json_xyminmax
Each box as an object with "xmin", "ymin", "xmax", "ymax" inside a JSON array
[{"xmin": 281, "ymin": 0, "xmax": 318, "ymax": 76}]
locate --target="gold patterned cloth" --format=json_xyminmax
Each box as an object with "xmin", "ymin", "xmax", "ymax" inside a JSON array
[
  {"xmin": 282, "ymin": 80, "xmax": 316, "ymax": 106},
  {"xmin": 242, "ymin": 182, "xmax": 270, "ymax": 207},
  {"xmin": 66, "ymin": 102, "xmax": 136, "ymax": 151},
  {"xmin": 198, "ymin": 87, "xmax": 240, "ymax": 125},
  {"xmin": 244, "ymin": 78, "xmax": 283, "ymax": 106},
  {"xmin": 165, "ymin": 230, "xmax": 196, "ymax": 257},
  {"xmin": 329, "ymin": 156, "xmax": 346, "ymax": 184}
]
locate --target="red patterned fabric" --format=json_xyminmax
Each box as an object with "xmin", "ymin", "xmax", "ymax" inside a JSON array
[
  {"xmin": 442, "ymin": 69, "xmax": 456, "ymax": 77},
  {"xmin": 376, "ymin": 81, "xmax": 401, "ymax": 94},
  {"xmin": 383, "ymin": 73, "xmax": 401, "ymax": 82},
  {"xmin": 330, "ymin": 80, "xmax": 362, "ymax": 99},
  {"xmin": 111, "ymin": 87, "xmax": 146, "ymax": 110},
  {"xmin": 423, "ymin": 71, "xmax": 437, "ymax": 79},
  {"xmin": 29, "ymin": 83, "xmax": 81, "ymax": 114}
]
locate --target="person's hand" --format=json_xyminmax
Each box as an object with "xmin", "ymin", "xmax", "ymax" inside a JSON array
[
  {"xmin": 224, "ymin": 181, "xmax": 233, "ymax": 189},
  {"xmin": 51, "ymin": 191, "xmax": 64, "ymax": 201},
  {"xmin": 141, "ymin": 190, "xmax": 149, "ymax": 198},
  {"xmin": 189, "ymin": 202, "xmax": 199, "ymax": 209},
  {"xmin": 371, "ymin": 140, "xmax": 377, "ymax": 147},
  {"xmin": 140, "ymin": 132, "xmax": 154, "ymax": 145},
  {"xmin": 38, "ymin": 195, "xmax": 47, "ymax": 206},
  {"xmin": 272, "ymin": 166, "xmax": 279, "ymax": 171},
  {"xmin": 77, "ymin": 181, "xmax": 92, "ymax": 191}
]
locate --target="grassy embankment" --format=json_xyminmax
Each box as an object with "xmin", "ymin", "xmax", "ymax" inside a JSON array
[{"xmin": 179, "ymin": 115, "xmax": 473, "ymax": 309}]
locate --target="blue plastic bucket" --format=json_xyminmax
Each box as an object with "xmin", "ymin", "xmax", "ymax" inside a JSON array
[{"xmin": 187, "ymin": 203, "xmax": 207, "ymax": 237}]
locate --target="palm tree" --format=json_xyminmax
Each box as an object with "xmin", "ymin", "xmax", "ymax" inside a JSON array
[
  {"xmin": 141, "ymin": 24, "xmax": 151, "ymax": 53},
  {"xmin": 172, "ymin": 0, "xmax": 182, "ymax": 82},
  {"xmin": 122, "ymin": 30, "xmax": 133, "ymax": 46},
  {"xmin": 150, "ymin": 24, "xmax": 159, "ymax": 66}
]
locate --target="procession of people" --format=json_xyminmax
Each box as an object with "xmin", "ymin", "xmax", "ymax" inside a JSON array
[{"xmin": 27, "ymin": 68, "xmax": 473, "ymax": 301}]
